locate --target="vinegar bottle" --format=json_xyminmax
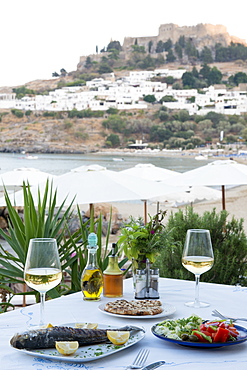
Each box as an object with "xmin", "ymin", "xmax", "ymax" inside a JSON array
[
  {"xmin": 81, "ymin": 233, "xmax": 103, "ymax": 301},
  {"xmin": 103, "ymin": 243, "xmax": 123, "ymax": 298}
]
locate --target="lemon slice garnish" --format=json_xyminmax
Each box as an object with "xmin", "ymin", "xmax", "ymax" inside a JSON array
[
  {"xmin": 106, "ymin": 331, "xmax": 130, "ymax": 345},
  {"xmin": 44, "ymin": 323, "xmax": 54, "ymax": 328},
  {"xmin": 55, "ymin": 341, "xmax": 79, "ymax": 355},
  {"xmin": 75, "ymin": 322, "xmax": 98, "ymax": 329}
]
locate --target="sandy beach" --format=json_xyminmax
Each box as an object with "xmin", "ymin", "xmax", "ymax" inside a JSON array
[{"xmin": 86, "ymin": 184, "xmax": 247, "ymax": 233}]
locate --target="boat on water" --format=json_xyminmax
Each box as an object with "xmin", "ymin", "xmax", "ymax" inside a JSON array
[
  {"xmin": 25, "ymin": 155, "xmax": 38, "ymax": 160},
  {"xmin": 195, "ymin": 154, "xmax": 208, "ymax": 161},
  {"xmin": 112, "ymin": 158, "xmax": 124, "ymax": 161}
]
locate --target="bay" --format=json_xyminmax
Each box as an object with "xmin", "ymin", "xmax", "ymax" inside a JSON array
[{"xmin": 0, "ymin": 152, "xmax": 212, "ymax": 176}]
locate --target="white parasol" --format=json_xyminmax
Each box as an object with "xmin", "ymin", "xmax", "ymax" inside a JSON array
[
  {"xmin": 163, "ymin": 160, "xmax": 247, "ymax": 210},
  {"xmin": 0, "ymin": 165, "xmax": 176, "ymax": 223}
]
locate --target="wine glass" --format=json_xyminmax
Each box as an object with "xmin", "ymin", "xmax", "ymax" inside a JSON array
[
  {"xmin": 24, "ymin": 238, "xmax": 62, "ymax": 327},
  {"xmin": 182, "ymin": 229, "xmax": 214, "ymax": 308}
]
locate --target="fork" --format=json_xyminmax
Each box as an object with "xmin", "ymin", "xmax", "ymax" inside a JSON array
[
  {"xmin": 126, "ymin": 348, "xmax": 150, "ymax": 369},
  {"xmin": 212, "ymin": 309, "xmax": 247, "ymax": 322}
]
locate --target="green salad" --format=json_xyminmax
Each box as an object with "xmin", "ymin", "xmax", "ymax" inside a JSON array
[
  {"xmin": 154, "ymin": 315, "xmax": 239, "ymax": 343},
  {"xmin": 154, "ymin": 315, "xmax": 203, "ymax": 340}
]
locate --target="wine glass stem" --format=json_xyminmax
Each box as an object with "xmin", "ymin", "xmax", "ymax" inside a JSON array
[
  {"xmin": 194, "ymin": 274, "xmax": 200, "ymax": 306},
  {"xmin": 39, "ymin": 292, "xmax": 46, "ymax": 327}
]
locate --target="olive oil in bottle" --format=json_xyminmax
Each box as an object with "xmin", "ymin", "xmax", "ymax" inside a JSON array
[
  {"xmin": 103, "ymin": 243, "xmax": 123, "ymax": 298},
  {"xmin": 81, "ymin": 233, "xmax": 103, "ymax": 301}
]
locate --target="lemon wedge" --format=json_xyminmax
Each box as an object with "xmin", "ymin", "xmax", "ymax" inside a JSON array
[
  {"xmin": 44, "ymin": 323, "xmax": 54, "ymax": 328},
  {"xmin": 55, "ymin": 341, "xmax": 79, "ymax": 355},
  {"xmin": 106, "ymin": 331, "xmax": 130, "ymax": 345},
  {"xmin": 75, "ymin": 322, "xmax": 98, "ymax": 329}
]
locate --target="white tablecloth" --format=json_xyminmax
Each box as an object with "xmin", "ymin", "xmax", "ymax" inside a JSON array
[{"xmin": 1, "ymin": 277, "xmax": 247, "ymax": 370}]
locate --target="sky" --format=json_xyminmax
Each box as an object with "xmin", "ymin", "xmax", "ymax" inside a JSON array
[{"xmin": 1, "ymin": 0, "xmax": 247, "ymax": 87}]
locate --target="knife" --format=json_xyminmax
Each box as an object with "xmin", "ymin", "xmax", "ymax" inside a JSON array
[{"xmin": 141, "ymin": 360, "xmax": 166, "ymax": 370}]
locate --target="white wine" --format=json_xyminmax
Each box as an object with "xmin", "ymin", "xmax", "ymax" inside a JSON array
[
  {"xmin": 24, "ymin": 267, "xmax": 62, "ymax": 293},
  {"xmin": 182, "ymin": 256, "xmax": 214, "ymax": 275}
]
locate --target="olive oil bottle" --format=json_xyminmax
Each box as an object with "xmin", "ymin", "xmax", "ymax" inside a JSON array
[
  {"xmin": 103, "ymin": 243, "xmax": 123, "ymax": 298},
  {"xmin": 81, "ymin": 233, "xmax": 103, "ymax": 301}
]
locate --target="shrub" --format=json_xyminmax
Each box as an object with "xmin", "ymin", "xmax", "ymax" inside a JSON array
[
  {"xmin": 156, "ymin": 207, "xmax": 247, "ymax": 286},
  {"xmin": 11, "ymin": 109, "xmax": 24, "ymax": 118}
]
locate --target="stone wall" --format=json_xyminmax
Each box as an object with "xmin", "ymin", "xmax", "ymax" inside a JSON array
[{"xmin": 122, "ymin": 23, "xmax": 247, "ymax": 53}]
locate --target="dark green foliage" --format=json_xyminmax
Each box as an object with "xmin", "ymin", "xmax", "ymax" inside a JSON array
[
  {"xmin": 160, "ymin": 95, "xmax": 177, "ymax": 103},
  {"xmin": 174, "ymin": 42, "xmax": 183, "ymax": 59},
  {"xmin": 11, "ymin": 109, "xmax": 24, "ymax": 118},
  {"xmin": 68, "ymin": 109, "xmax": 104, "ymax": 118},
  {"xmin": 43, "ymin": 111, "xmax": 57, "ymax": 117},
  {"xmin": 106, "ymin": 133, "xmax": 120, "ymax": 147},
  {"xmin": 163, "ymin": 39, "xmax": 173, "ymax": 51},
  {"xmin": 13, "ymin": 86, "xmax": 36, "ymax": 99},
  {"xmin": 143, "ymin": 94, "xmax": 156, "ymax": 103},
  {"xmin": 166, "ymin": 49, "xmax": 176, "ymax": 62},
  {"xmin": 97, "ymin": 63, "xmax": 113, "ymax": 74},
  {"xmin": 229, "ymin": 72, "xmax": 247, "ymax": 85},
  {"xmin": 106, "ymin": 107, "xmax": 119, "ymax": 115},
  {"xmin": 102, "ymin": 115, "xmax": 126, "ymax": 133},
  {"xmin": 156, "ymin": 40, "xmax": 165, "ymax": 53},
  {"xmin": 106, "ymin": 40, "xmax": 122, "ymax": 51},
  {"xmin": 200, "ymin": 46, "xmax": 213, "ymax": 63},
  {"xmin": 215, "ymin": 42, "xmax": 247, "ymax": 62},
  {"xmin": 156, "ymin": 207, "xmax": 247, "ymax": 286}
]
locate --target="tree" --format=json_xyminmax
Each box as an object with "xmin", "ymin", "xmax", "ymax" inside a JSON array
[
  {"xmin": 191, "ymin": 66, "xmax": 199, "ymax": 78},
  {"xmin": 178, "ymin": 35, "xmax": 186, "ymax": 48},
  {"xmin": 148, "ymin": 40, "xmax": 153, "ymax": 53},
  {"xmin": 143, "ymin": 94, "xmax": 156, "ymax": 103},
  {"xmin": 106, "ymin": 40, "xmax": 122, "ymax": 51},
  {"xmin": 156, "ymin": 40, "xmax": 164, "ymax": 53},
  {"xmin": 85, "ymin": 57, "xmax": 93, "ymax": 69},
  {"xmin": 185, "ymin": 39, "xmax": 198, "ymax": 59},
  {"xmin": 106, "ymin": 133, "xmax": 120, "ymax": 147},
  {"xmin": 166, "ymin": 49, "xmax": 176, "ymax": 63},
  {"xmin": 182, "ymin": 72, "xmax": 196, "ymax": 88},
  {"xmin": 200, "ymin": 64, "xmax": 211, "ymax": 80},
  {"xmin": 160, "ymin": 95, "xmax": 177, "ymax": 102},
  {"xmin": 108, "ymin": 49, "xmax": 120, "ymax": 60},
  {"xmin": 98, "ymin": 63, "xmax": 113, "ymax": 74},
  {"xmin": 163, "ymin": 38, "xmax": 173, "ymax": 51},
  {"xmin": 229, "ymin": 72, "xmax": 247, "ymax": 85},
  {"xmin": 52, "ymin": 72, "xmax": 59, "ymax": 77},
  {"xmin": 102, "ymin": 115, "xmax": 126, "ymax": 132},
  {"xmin": 208, "ymin": 66, "xmax": 222, "ymax": 85},
  {"xmin": 131, "ymin": 45, "xmax": 146, "ymax": 54},
  {"xmin": 60, "ymin": 68, "xmax": 67, "ymax": 76},
  {"xmin": 200, "ymin": 46, "xmax": 213, "ymax": 63},
  {"xmin": 174, "ymin": 42, "xmax": 183, "ymax": 59}
]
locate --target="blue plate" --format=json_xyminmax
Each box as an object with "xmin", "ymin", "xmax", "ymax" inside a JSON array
[{"xmin": 151, "ymin": 323, "xmax": 247, "ymax": 348}]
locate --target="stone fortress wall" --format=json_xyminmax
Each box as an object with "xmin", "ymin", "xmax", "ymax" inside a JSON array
[
  {"xmin": 122, "ymin": 23, "xmax": 247, "ymax": 53},
  {"xmin": 78, "ymin": 23, "xmax": 247, "ymax": 70}
]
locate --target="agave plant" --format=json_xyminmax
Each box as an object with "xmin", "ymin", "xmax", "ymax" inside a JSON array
[
  {"xmin": 0, "ymin": 182, "xmax": 128, "ymax": 306},
  {"xmin": 0, "ymin": 180, "xmax": 75, "ymax": 303}
]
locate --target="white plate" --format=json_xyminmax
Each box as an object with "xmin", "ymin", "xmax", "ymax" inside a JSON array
[
  {"xmin": 98, "ymin": 301, "xmax": 176, "ymax": 319},
  {"xmin": 11, "ymin": 323, "xmax": 145, "ymax": 363}
]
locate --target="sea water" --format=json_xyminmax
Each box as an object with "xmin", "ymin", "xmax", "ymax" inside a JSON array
[{"xmin": 0, "ymin": 152, "xmax": 212, "ymax": 176}]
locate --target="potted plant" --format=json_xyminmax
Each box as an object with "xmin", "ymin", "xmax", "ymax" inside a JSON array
[
  {"xmin": 118, "ymin": 210, "xmax": 167, "ymax": 267},
  {"xmin": 117, "ymin": 210, "xmax": 168, "ymax": 298}
]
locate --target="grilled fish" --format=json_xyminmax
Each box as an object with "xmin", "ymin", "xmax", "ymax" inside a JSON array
[{"xmin": 10, "ymin": 325, "xmax": 144, "ymax": 349}]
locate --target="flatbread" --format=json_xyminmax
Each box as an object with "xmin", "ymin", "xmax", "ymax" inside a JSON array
[{"xmin": 104, "ymin": 299, "xmax": 163, "ymax": 316}]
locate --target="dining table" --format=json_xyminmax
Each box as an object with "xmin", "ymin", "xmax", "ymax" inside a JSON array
[{"xmin": 1, "ymin": 277, "xmax": 247, "ymax": 370}]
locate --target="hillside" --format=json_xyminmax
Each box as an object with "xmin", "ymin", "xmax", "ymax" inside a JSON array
[{"xmin": 1, "ymin": 23, "xmax": 247, "ymax": 154}]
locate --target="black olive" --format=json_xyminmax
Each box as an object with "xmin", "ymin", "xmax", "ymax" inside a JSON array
[
  {"xmin": 188, "ymin": 334, "xmax": 199, "ymax": 342},
  {"xmin": 181, "ymin": 333, "xmax": 189, "ymax": 341}
]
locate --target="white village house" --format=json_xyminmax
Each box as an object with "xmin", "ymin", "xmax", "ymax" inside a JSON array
[{"xmin": 0, "ymin": 69, "xmax": 247, "ymax": 115}]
